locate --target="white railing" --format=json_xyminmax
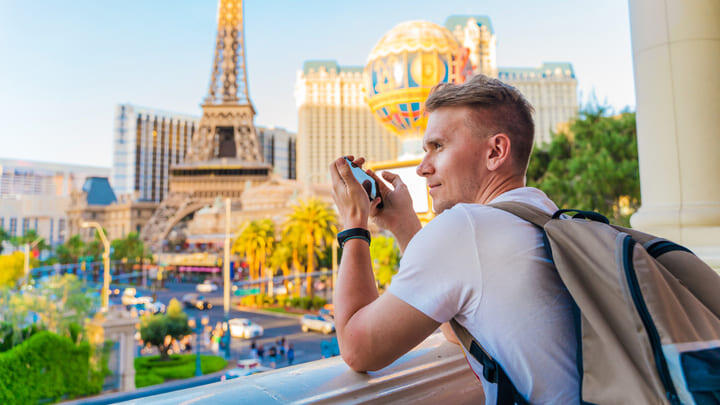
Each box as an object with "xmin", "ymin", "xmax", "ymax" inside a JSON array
[{"xmin": 130, "ymin": 332, "xmax": 485, "ymax": 404}]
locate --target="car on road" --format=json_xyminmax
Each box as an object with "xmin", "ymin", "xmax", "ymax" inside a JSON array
[
  {"xmin": 301, "ymin": 314, "xmax": 335, "ymax": 334},
  {"xmin": 222, "ymin": 359, "xmax": 271, "ymax": 380},
  {"xmin": 121, "ymin": 287, "xmax": 138, "ymax": 305},
  {"xmin": 196, "ymin": 280, "xmax": 218, "ymax": 293},
  {"xmin": 182, "ymin": 293, "xmax": 213, "ymax": 310},
  {"xmin": 228, "ymin": 318, "xmax": 264, "ymax": 339},
  {"xmin": 137, "ymin": 301, "xmax": 165, "ymax": 315}
]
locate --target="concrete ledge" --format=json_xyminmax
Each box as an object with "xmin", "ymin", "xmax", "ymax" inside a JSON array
[{"xmin": 122, "ymin": 333, "xmax": 484, "ymax": 404}]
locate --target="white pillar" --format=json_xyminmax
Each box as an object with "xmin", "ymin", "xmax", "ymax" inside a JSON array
[{"xmin": 628, "ymin": 0, "xmax": 720, "ymax": 269}]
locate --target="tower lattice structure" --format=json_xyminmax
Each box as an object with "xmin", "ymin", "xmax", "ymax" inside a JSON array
[
  {"xmin": 186, "ymin": 0, "xmax": 262, "ymax": 163},
  {"xmin": 142, "ymin": 0, "xmax": 271, "ymax": 250}
]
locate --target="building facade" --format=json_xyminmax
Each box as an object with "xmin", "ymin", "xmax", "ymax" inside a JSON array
[
  {"xmin": 296, "ymin": 15, "xmax": 578, "ymax": 185},
  {"xmin": 0, "ymin": 158, "xmax": 110, "ymax": 246},
  {"xmin": 498, "ymin": 63, "xmax": 578, "ymax": 145},
  {"xmin": 112, "ymin": 104, "xmax": 200, "ymax": 202},
  {"xmin": 445, "ymin": 15, "xmax": 578, "ymax": 146},
  {"xmin": 295, "ymin": 61, "xmax": 401, "ymax": 185},
  {"xmin": 66, "ymin": 177, "xmax": 157, "ymax": 242},
  {"xmin": 256, "ymin": 126, "xmax": 297, "ymax": 180}
]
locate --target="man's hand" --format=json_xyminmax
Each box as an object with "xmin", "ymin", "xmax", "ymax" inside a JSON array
[
  {"xmin": 366, "ymin": 169, "xmax": 422, "ymax": 252},
  {"xmin": 329, "ymin": 156, "xmax": 381, "ymax": 230}
]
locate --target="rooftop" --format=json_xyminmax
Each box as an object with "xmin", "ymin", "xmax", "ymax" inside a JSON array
[
  {"xmin": 302, "ymin": 60, "xmax": 363, "ymax": 74},
  {"xmin": 444, "ymin": 15, "xmax": 494, "ymax": 35}
]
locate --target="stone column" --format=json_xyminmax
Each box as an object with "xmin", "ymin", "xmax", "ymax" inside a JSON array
[
  {"xmin": 628, "ymin": 0, "xmax": 720, "ymax": 269},
  {"xmin": 102, "ymin": 309, "xmax": 139, "ymax": 392}
]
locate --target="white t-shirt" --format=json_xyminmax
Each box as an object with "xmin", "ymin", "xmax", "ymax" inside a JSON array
[{"xmin": 387, "ymin": 187, "xmax": 579, "ymax": 404}]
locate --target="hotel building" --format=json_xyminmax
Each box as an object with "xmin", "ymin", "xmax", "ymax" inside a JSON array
[{"xmin": 296, "ymin": 15, "xmax": 578, "ymax": 185}]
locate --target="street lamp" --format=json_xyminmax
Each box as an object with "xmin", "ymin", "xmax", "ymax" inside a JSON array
[
  {"xmin": 23, "ymin": 236, "xmax": 43, "ymax": 286},
  {"xmin": 223, "ymin": 197, "xmax": 231, "ymax": 360},
  {"xmin": 188, "ymin": 315, "xmax": 209, "ymax": 376},
  {"xmin": 81, "ymin": 221, "xmax": 111, "ymax": 312}
]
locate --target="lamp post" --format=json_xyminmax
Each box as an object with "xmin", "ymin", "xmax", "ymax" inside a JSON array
[
  {"xmin": 223, "ymin": 197, "xmax": 231, "ymax": 360},
  {"xmin": 23, "ymin": 236, "xmax": 43, "ymax": 286},
  {"xmin": 81, "ymin": 221, "xmax": 111, "ymax": 312},
  {"xmin": 189, "ymin": 315, "xmax": 209, "ymax": 377}
]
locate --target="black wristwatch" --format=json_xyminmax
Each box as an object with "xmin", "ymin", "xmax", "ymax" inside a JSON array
[{"xmin": 337, "ymin": 228, "xmax": 371, "ymax": 249}]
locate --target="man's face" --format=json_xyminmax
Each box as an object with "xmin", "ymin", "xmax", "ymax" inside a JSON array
[{"xmin": 417, "ymin": 106, "xmax": 489, "ymax": 214}]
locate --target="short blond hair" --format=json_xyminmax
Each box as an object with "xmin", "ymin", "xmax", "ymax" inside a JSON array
[{"xmin": 425, "ymin": 74, "xmax": 535, "ymax": 174}]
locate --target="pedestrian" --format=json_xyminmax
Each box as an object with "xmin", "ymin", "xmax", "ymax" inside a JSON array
[
  {"xmin": 250, "ymin": 339, "xmax": 258, "ymax": 359},
  {"xmin": 287, "ymin": 344, "xmax": 294, "ymax": 366},
  {"xmin": 257, "ymin": 343, "xmax": 264, "ymax": 360},
  {"xmin": 329, "ymin": 74, "xmax": 578, "ymax": 403},
  {"xmin": 279, "ymin": 337, "xmax": 286, "ymax": 357},
  {"xmin": 268, "ymin": 346, "xmax": 277, "ymax": 368}
]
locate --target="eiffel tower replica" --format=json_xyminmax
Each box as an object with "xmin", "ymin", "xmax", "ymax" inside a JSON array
[{"xmin": 141, "ymin": 0, "xmax": 271, "ymax": 251}]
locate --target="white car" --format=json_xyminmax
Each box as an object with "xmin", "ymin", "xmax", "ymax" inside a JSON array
[
  {"xmin": 301, "ymin": 314, "xmax": 335, "ymax": 334},
  {"xmin": 196, "ymin": 281, "xmax": 219, "ymax": 293},
  {"xmin": 121, "ymin": 287, "xmax": 138, "ymax": 305},
  {"xmin": 228, "ymin": 318, "xmax": 264, "ymax": 339},
  {"xmin": 223, "ymin": 359, "xmax": 271, "ymax": 380}
]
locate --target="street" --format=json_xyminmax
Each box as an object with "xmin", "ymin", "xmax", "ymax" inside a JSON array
[{"xmin": 131, "ymin": 282, "xmax": 337, "ymax": 370}]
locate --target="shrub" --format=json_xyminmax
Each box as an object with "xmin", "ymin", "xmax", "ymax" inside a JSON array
[
  {"xmin": 311, "ymin": 296, "xmax": 327, "ymax": 310},
  {"xmin": 135, "ymin": 372, "xmax": 164, "ymax": 388},
  {"xmin": 134, "ymin": 354, "xmax": 227, "ymax": 388},
  {"xmin": 0, "ymin": 331, "xmax": 107, "ymax": 403}
]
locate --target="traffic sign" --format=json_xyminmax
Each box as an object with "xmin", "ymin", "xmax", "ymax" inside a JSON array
[{"xmin": 233, "ymin": 287, "xmax": 260, "ymax": 296}]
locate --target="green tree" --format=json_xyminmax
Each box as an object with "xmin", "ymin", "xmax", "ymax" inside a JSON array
[
  {"xmin": 0, "ymin": 228, "xmax": 9, "ymax": 254},
  {"xmin": 269, "ymin": 241, "xmax": 293, "ymax": 294},
  {"xmin": 369, "ymin": 235, "xmax": 401, "ymax": 288},
  {"xmin": 11, "ymin": 229, "xmax": 49, "ymax": 253},
  {"xmin": 528, "ymin": 106, "xmax": 640, "ymax": 226},
  {"xmin": 0, "ymin": 252, "xmax": 25, "ymax": 287},
  {"xmin": 139, "ymin": 298, "xmax": 191, "ymax": 361},
  {"xmin": 232, "ymin": 219, "xmax": 275, "ymax": 293},
  {"xmin": 56, "ymin": 235, "xmax": 85, "ymax": 264},
  {"xmin": 0, "ymin": 274, "xmax": 96, "ymax": 350},
  {"xmin": 111, "ymin": 232, "xmax": 149, "ymax": 262},
  {"xmin": 282, "ymin": 199, "xmax": 337, "ymax": 298}
]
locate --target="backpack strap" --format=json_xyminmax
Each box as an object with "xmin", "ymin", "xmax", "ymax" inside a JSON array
[
  {"xmin": 450, "ymin": 319, "xmax": 528, "ymax": 405},
  {"xmin": 489, "ymin": 201, "xmax": 553, "ymax": 228}
]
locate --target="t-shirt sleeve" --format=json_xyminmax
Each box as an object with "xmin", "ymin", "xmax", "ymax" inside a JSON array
[{"xmin": 387, "ymin": 205, "xmax": 480, "ymax": 323}]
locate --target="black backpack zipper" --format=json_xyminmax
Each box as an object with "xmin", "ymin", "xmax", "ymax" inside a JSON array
[{"xmin": 621, "ymin": 235, "xmax": 680, "ymax": 404}]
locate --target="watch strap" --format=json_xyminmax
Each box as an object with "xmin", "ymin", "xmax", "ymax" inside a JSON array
[{"xmin": 337, "ymin": 228, "xmax": 371, "ymax": 249}]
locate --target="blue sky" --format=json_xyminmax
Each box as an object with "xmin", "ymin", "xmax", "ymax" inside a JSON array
[{"xmin": 0, "ymin": 0, "xmax": 634, "ymax": 167}]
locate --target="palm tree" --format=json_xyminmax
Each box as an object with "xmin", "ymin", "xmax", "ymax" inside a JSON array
[
  {"xmin": 232, "ymin": 219, "xmax": 275, "ymax": 294},
  {"xmin": 282, "ymin": 199, "xmax": 337, "ymax": 297},
  {"xmin": 269, "ymin": 241, "xmax": 293, "ymax": 296}
]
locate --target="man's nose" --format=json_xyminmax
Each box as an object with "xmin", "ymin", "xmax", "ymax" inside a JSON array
[{"xmin": 416, "ymin": 157, "xmax": 433, "ymax": 177}]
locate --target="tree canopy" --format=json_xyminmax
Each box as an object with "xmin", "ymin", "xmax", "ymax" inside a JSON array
[
  {"xmin": 139, "ymin": 298, "xmax": 191, "ymax": 361},
  {"xmin": 282, "ymin": 199, "xmax": 337, "ymax": 297},
  {"xmin": 111, "ymin": 232, "xmax": 150, "ymax": 262},
  {"xmin": 527, "ymin": 106, "xmax": 640, "ymax": 226},
  {"xmin": 369, "ymin": 235, "xmax": 401, "ymax": 289}
]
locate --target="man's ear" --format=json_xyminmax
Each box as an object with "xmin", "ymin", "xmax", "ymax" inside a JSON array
[{"xmin": 485, "ymin": 133, "xmax": 512, "ymax": 171}]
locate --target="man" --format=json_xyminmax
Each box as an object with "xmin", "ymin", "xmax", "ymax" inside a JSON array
[{"xmin": 328, "ymin": 74, "xmax": 579, "ymax": 403}]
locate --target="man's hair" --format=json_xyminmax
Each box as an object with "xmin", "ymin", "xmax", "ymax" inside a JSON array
[{"xmin": 425, "ymin": 74, "xmax": 535, "ymax": 175}]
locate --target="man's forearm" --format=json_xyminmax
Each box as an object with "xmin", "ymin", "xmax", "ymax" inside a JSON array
[{"xmin": 334, "ymin": 238, "xmax": 378, "ymax": 337}]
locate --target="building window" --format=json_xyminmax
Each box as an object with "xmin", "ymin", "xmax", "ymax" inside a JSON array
[
  {"xmin": 22, "ymin": 218, "xmax": 30, "ymax": 235},
  {"xmin": 9, "ymin": 218, "xmax": 17, "ymax": 237},
  {"xmin": 58, "ymin": 219, "xmax": 65, "ymax": 243}
]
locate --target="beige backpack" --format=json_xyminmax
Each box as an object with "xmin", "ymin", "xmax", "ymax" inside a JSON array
[{"xmin": 450, "ymin": 201, "xmax": 720, "ymax": 405}]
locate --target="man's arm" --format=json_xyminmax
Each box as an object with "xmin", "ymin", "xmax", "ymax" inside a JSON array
[
  {"xmin": 329, "ymin": 157, "xmax": 439, "ymax": 371},
  {"xmin": 334, "ymin": 239, "xmax": 439, "ymax": 371}
]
